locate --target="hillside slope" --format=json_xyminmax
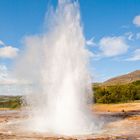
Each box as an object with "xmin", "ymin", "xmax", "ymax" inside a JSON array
[{"xmin": 103, "ymin": 70, "xmax": 140, "ymax": 85}]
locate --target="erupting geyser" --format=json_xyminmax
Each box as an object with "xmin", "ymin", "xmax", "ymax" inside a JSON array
[{"xmin": 16, "ymin": 0, "xmax": 96, "ymax": 135}]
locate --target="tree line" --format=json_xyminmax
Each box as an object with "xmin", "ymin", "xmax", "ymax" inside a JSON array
[
  {"xmin": 93, "ymin": 80, "xmax": 140, "ymax": 103},
  {"xmin": 0, "ymin": 81, "xmax": 140, "ymax": 108}
]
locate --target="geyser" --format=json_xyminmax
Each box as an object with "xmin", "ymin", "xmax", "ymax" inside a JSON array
[{"xmin": 16, "ymin": 0, "xmax": 96, "ymax": 135}]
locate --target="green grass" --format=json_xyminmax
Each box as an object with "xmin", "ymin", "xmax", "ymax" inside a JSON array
[{"xmin": 0, "ymin": 96, "xmax": 22, "ymax": 109}]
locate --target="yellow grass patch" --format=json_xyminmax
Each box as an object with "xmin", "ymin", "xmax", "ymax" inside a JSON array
[{"xmin": 92, "ymin": 101, "xmax": 140, "ymax": 112}]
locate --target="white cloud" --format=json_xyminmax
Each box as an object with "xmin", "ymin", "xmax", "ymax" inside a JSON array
[
  {"xmin": 0, "ymin": 65, "xmax": 8, "ymax": 81},
  {"xmin": 133, "ymin": 15, "xmax": 140, "ymax": 27},
  {"xmin": 99, "ymin": 36, "xmax": 129, "ymax": 57},
  {"xmin": 0, "ymin": 65, "xmax": 20, "ymax": 84},
  {"xmin": 86, "ymin": 37, "xmax": 96, "ymax": 46},
  {"xmin": 0, "ymin": 46, "xmax": 19, "ymax": 58},
  {"xmin": 0, "ymin": 40, "xmax": 5, "ymax": 46},
  {"xmin": 125, "ymin": 32, "xmax": 134, "ymax": 41},
  {"xmin": 126, "ymin": 49, "xmax": 140, "ymax": 61},
  {"xmin": 0, "ymin": 39, "xmax": 19, "ymax": 58}
]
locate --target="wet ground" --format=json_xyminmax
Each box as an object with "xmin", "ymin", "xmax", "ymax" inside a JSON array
[{"xmin": 0, "ymin": 108, "xmax": 139, "ymax": 140}]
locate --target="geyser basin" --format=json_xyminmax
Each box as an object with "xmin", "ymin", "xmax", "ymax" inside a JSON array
[{"xmin": 16, "ymin": 0, "xmax": 97, "ymax": 135}]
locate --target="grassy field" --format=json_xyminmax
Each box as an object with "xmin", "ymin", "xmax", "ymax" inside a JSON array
[
  {"xmin": 92, "ymin": 100, "xmax": 140, "ymax": 112},
  {"xmin": 0, "ymin": 96, "xmax": 22, "ymax": 109}
]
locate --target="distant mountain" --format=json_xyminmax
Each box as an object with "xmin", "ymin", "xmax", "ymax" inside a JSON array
[{"xmin": 103, "ymin": 70, "xmax": 140, "ymax": 85}]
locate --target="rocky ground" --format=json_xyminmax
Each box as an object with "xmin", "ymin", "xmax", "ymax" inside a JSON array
[{"xmin": 0, "ymin": 103, "xmax": 140, "ymax": 140}]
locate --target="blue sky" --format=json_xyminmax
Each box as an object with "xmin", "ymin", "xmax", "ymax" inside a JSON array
[{"xmin": 0, "ymin": 0, "xmax": 140, "ymax": 82}]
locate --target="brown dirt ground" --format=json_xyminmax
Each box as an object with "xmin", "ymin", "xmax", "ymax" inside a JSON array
[{"xmin": 0, "ymin": 102, "xmax": 140, "ymax": 140}]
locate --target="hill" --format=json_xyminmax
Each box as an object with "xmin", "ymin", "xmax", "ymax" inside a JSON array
[
  {"xmin": 93, "ymin": 70, "xmax": 140, "ymax": 103},
  {"xmin": 103, "ymin": 70, "xmax": 140, "ymax": 85}
]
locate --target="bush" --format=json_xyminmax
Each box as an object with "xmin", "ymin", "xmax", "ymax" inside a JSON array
[
  {"xmin": 0, "ymin": 96, "xmax": 22, "ymax": 109},
  {"xmin": 93, "ymin": 80, "xmax": 140, "ymax": 103}
]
